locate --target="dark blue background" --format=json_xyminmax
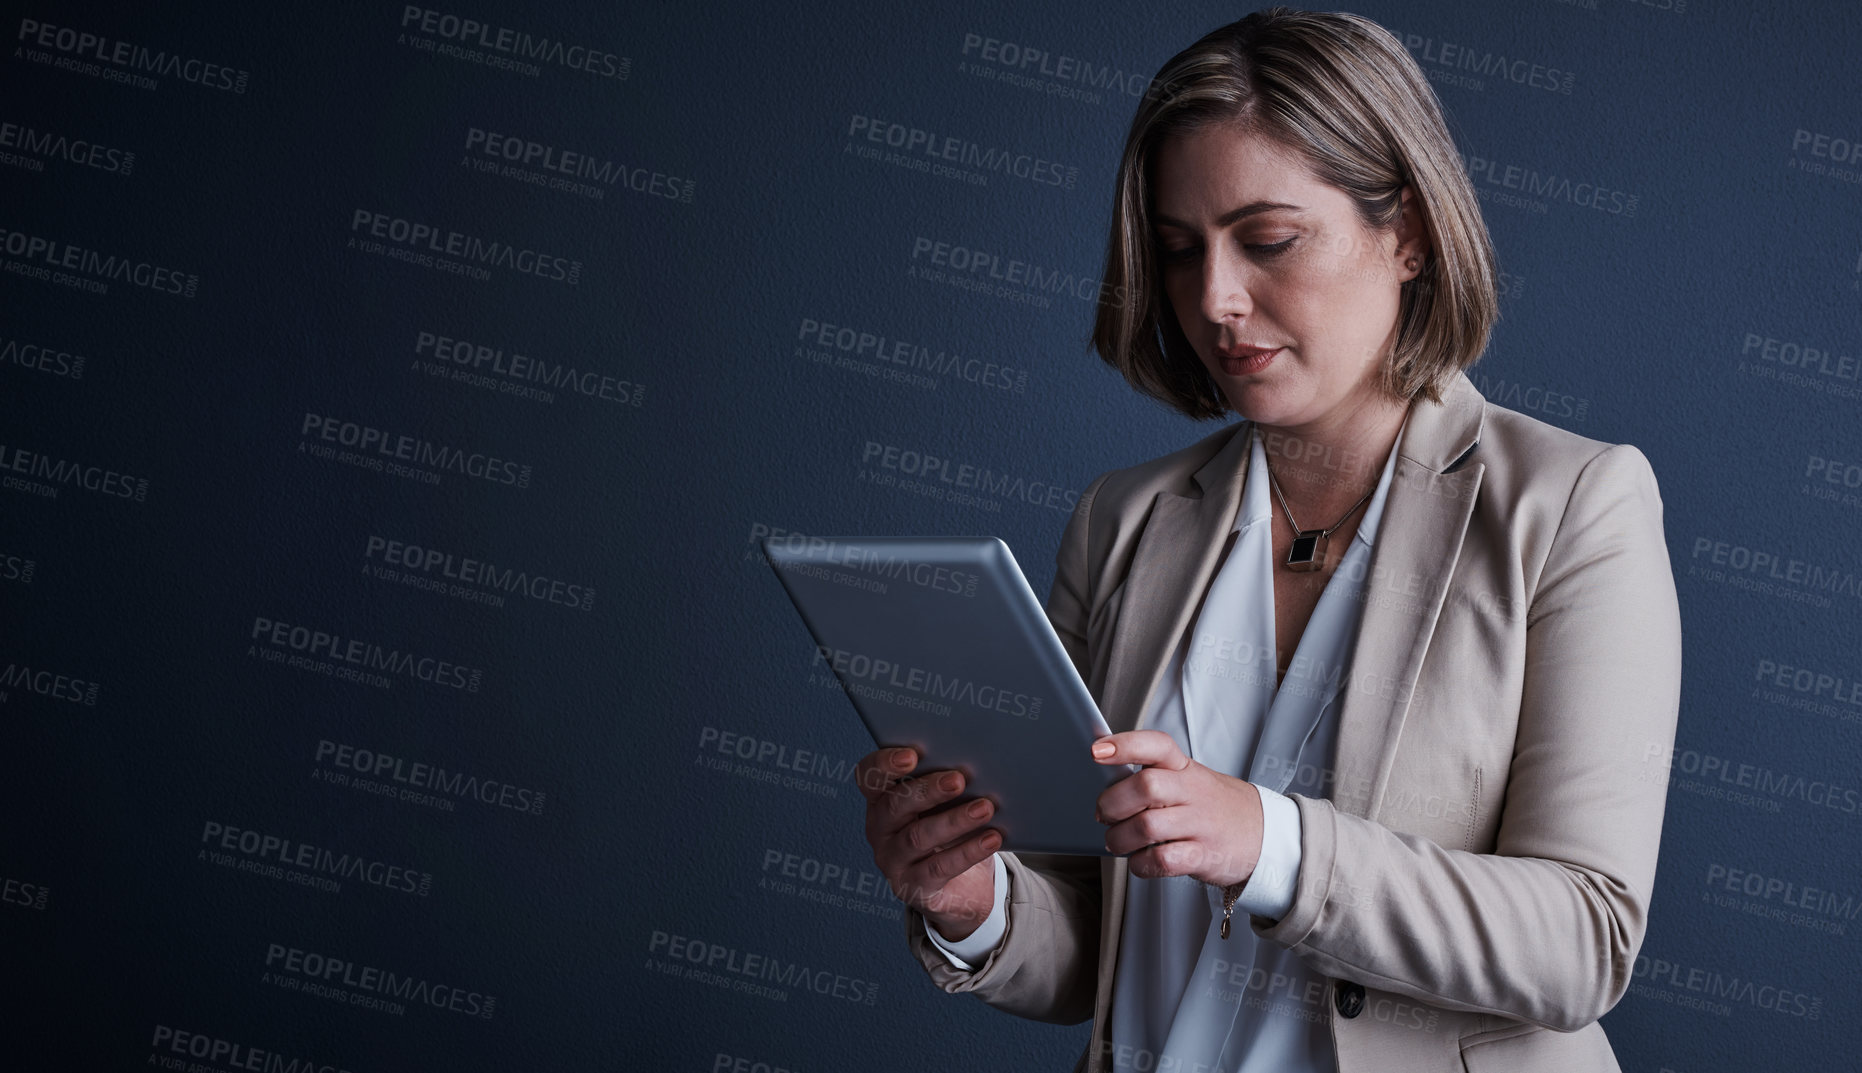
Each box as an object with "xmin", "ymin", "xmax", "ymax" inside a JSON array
[{"xmin": 2, "ymin": 1, "xmax": 1859, "ymax": 1070}]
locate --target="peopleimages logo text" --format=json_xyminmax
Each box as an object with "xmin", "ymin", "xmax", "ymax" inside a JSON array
[
  {"xmin": 250, "ymin": 616, "xmax": 483, "ymax": 692},
  {"xmin": 316, "ymin": 740, "xmax": 547, "ymax": 815},
  {"xmin": 200, "ymin": 821, "xmax": 432, "ymax": 897},
  {"xmin": 365, "ymin": 535, "xmax": 594, "ymax": 611},
  {"xmin": 400, "ymin": 7, "xmax": 629, "ymax": 79},
  {"xmin": 1, "ymin": 659, "xmax": 100, "ymax": 705},
  {"xmin": 299, "ymin": 413, "xmax": 531, "ymax": 487},
  {"xmin": 265, "ymin": 943, "xmax": 495, "ymax": 1020},
  {"xmin": 350, "ymin": 209, "xmax": 580, "ymax": 284},
  {"xmin": 0, "ymin": 119, "xmax": 134, "ymax": 174},
  {"xmin": 149, "ymin": 1025, "xmax": 352, "ymax": 1073},
  {"xmin": 16, "ymin": 18, "xmax": 250, "ymax": 92},
  {"xmin": 0, "ymin": 443, "xmax": 148, "ymax": 500},
  {"xmin": 0, "ymin": 226, "xmax": 197, "ymax": 296}
]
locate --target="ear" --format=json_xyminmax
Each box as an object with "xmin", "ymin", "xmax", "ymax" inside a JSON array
[{"xmin": 1392, "ymin": 186, "xmax": 1431, "ymax": 283}]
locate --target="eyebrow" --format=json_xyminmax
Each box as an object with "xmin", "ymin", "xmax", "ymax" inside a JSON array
[{"xmin": 1152, "ymin": 201, "xmax": 1305, "ymax": 229}]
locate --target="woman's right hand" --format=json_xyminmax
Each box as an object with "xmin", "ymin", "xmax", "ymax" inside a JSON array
[{"xmin": 857, "ymin": 745, "xmax": 1001, "ymax": 941}]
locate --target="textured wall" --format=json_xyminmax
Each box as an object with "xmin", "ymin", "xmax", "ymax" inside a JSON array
[{"xmin": 2, "ymin": 1, "xmax": 1858, "ymax": 1070}]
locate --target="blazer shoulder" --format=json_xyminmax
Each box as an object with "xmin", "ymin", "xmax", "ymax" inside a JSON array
[
  {"xmin": 1475, "ymin": 396, "xmax": 1658, "ymax": 493},
  {"xmin": 1470, "ymin": 398, "xmax": 1667, "ymax": 586}
]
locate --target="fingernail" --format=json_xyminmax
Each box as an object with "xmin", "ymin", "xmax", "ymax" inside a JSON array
[
  {"xmin": 1091, "ymin": 741, "xmax": 1115, "ymax": 758},
  {"xmin": 893, "ymin": 751, "xmax": 914, "ymax": 770},
  {"xmin": 968, "ymin": 799, "xmax": 990, "ymax": 818},
  {"xmin": 940, "ymin": 772, "xmax": 961, "ymax": 792},
  {"xmin": 981, "ymin": 832, "xmax": 1001, "ymax": 850}
]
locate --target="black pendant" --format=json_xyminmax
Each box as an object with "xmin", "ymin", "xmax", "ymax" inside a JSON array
[{"xmin": 1286, "ymin": 530, "xmax": 1327, "ymax": 571}]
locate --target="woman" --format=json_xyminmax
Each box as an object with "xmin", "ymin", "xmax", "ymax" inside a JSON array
[{"xmin": 854, "ymin": 8, "xmax": 1682, "ymax": 1073}]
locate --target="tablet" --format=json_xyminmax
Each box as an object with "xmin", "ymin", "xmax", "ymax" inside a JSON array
[{"xmin": 763, "ymin": 534, "xmax": 1134, "ymax": 857}]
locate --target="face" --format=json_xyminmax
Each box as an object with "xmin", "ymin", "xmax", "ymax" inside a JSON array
[{"xmin": 1149, "ymin": 121, "xmax": 1426, "ymax": 431}]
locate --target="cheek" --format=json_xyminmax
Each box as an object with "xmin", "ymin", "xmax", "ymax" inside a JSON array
[
  {"xmin": 1292, "ymin": 257, "xmax": 1395, "ymax": 333},
  {"xmin": 1299, "ymin": 246, "xmax": 1372, "ymax": 295},
  {"xmin": 1264, "ymin": 272, "xmax": 1341, "ymax": 332}
]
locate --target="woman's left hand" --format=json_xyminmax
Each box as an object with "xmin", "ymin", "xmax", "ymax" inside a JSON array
[{"xmin": 1092, "ymin": 729, "xmax": 1264, "ymax": 887}]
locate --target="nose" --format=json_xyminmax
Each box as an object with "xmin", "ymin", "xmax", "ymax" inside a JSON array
[{"xmin": 1198, "ymin": 242, "xmax": 1254, "ymax": 328}]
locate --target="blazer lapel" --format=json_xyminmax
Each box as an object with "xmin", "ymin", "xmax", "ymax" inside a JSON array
[
  {"xmin": 1098, "ymin": 420, "xmax": 1253, "ymax": 735},
  {"xmin": 1328, "ymin": 372, "xmax": 1486, "ymax": 818}
]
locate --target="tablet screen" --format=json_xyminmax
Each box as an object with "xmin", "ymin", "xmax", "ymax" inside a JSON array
[{"xmin": 765, "ymin": 535, "xmax": 1128, "ymax": 857}]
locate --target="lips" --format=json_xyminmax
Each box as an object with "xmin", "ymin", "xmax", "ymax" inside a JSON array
[{"xmin": 1216, "ymin": 344, "xmax": 1280, "ymax": 375}]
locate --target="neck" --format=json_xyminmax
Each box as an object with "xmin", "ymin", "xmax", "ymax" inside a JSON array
[{"xmin": 1253, "ymin": 391, "xmax": 1411, "ymax": 521}]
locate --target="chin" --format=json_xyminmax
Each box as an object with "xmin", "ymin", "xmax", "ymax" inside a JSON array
[{"xmin": 1219, "ymin": 380, "xmax": 1301, "ymax": 425}]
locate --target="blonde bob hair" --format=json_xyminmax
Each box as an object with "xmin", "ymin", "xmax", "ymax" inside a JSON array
[{"xmin": 1090, "ymin": 6, "xmax": 1498, "ymax": 420}]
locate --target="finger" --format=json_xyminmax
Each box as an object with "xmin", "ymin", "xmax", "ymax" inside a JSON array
[
  {"xmin": 1095, "ymin": 765, "xmax": 1186, "ymax": 825},
  {"xmin": 869, "ymin": 767, "xmax": 967, "ymax": 841},
  {"xmin": 1125, "ymin": 839, "xmax": 1203, "ymax": 881},
  {"xmin": 897, "ymin": 829, "xmax": 1002, "ymax": 912},
  {"xmin": 1102, "ymin": 803, "xmax": 1191, "ymax": 858},
  {"xmin": 898, "ymin": 795, "xmax": 997, "ymax": 865},
  {"xmin": 1122, "ymin": 832, "xmax": 1247, "ymax": 883},
  {"xmin": 854, "ymin": 746, "xmax": 919, "ymax": 803},
  {"xmin": 1091, "ymin": 729, "xmax": 1190, "ymax": 771}
]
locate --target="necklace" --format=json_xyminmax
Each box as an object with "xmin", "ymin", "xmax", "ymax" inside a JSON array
[{"xmin": 1258, "ymin": 427, "xmax": 1375, "ymax": 572}]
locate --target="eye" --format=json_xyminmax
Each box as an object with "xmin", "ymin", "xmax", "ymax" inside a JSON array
[{"xmin": 1155, "ymin": 236, "xmax": 1297, "ymax": 266}]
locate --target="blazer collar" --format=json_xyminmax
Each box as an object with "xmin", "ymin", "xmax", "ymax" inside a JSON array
[{"xmin": 1188, "ymin": 368, "xmax": 1487, "ymax": 503}]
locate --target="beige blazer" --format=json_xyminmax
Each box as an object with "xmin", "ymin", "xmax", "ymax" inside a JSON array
[{"xmin": 901, "ymin": 369, "xmax": 1683, "ymax": 1072}]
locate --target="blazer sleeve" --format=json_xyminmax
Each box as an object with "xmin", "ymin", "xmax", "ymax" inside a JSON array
[
  {"xmin": 899, "ymin": 471, "xmax": 1110, "ymax": 1025},
  {"xmin": 1251, "ymin": 443, "xmax": 1684, "ymax": 1032}
]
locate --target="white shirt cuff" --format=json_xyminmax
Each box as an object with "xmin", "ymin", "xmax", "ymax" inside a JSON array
[
  {"xmin": 1230, "ymin": 784, "xmax": 1302, "ymax": 921},
  {"xmin": 923, "ymin": 853, "xmax": 1009, "ymax": 970}
]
